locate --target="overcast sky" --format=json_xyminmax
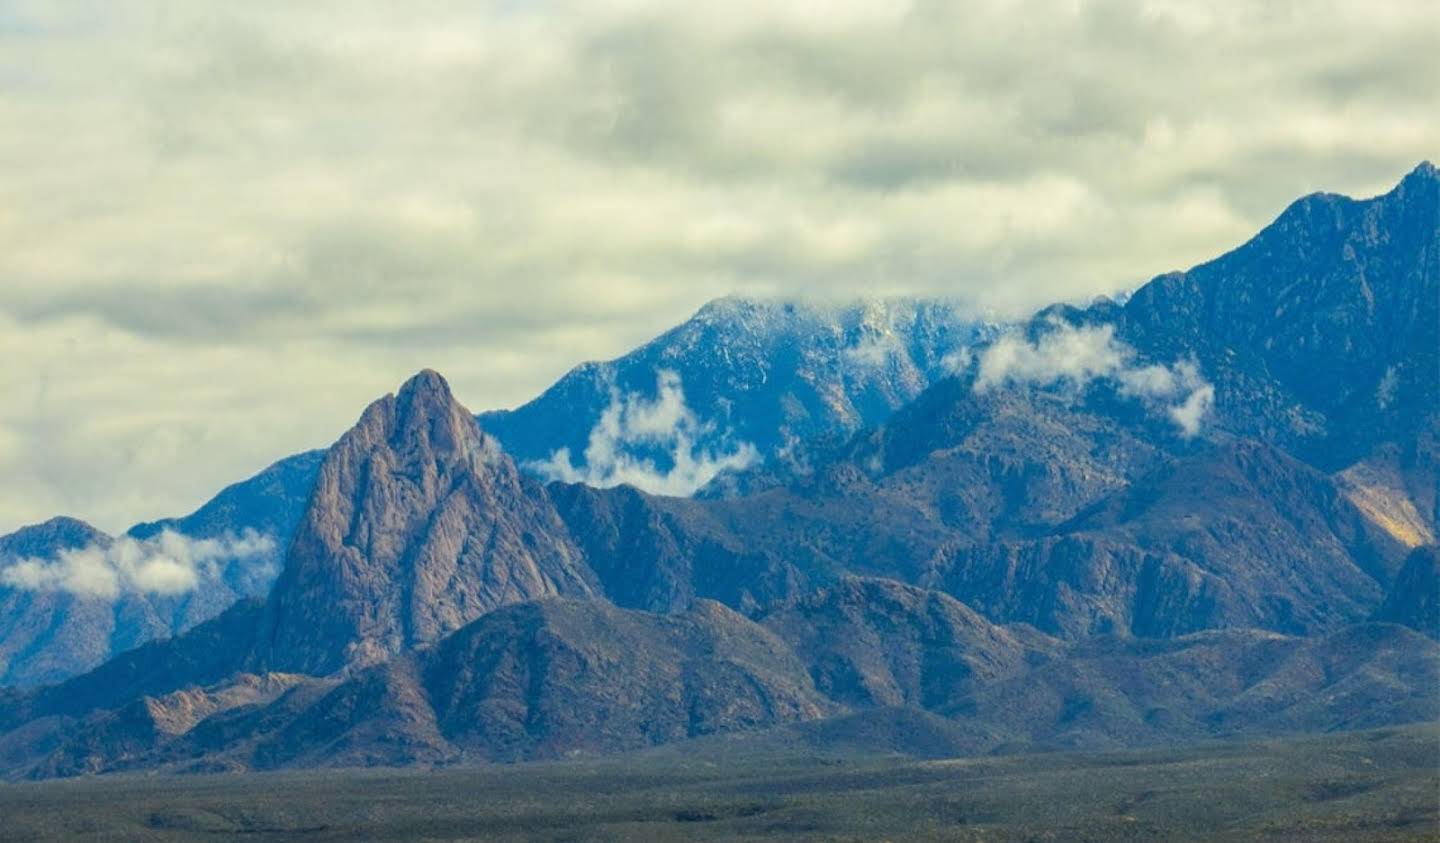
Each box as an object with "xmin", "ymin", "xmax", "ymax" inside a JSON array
[{"xmin": 0, "ymin": 0, "xmax": 1436, "ymax": 534}]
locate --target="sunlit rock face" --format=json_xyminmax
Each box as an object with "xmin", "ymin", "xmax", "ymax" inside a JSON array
[{"xmin": 256, "ymin": 369, "xmax": 597, "ymax": 676}]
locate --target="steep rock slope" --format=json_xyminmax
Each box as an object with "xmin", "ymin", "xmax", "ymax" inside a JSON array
[
  {"xmin": 256, "ymin": 370, "xmax": 598, "ymax": 675},
  {"xmin": 936, "ymin": 441, "xmax": 1404, "ymax": 638},
  {"xmin": 548, "ymin": 482, "xmax": 814, "ymax": 613},
  {"xmin": 1118, "ymin": 161, "xmax": 1438, "ymax": 471}
]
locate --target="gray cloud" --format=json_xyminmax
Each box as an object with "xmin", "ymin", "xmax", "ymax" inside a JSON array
[{"xmin": 0, "ymin": 0, "xmax": 1435, "ymax": 531}]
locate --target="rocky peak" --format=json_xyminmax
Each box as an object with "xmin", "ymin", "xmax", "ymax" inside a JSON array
[
  {"xmin": 0, "ymin": 517, "xmax": 109, "ymax": 559},
  {"xmin": 256, "ymin": 370, "xmax": 597, "ymax": 676},
  {"xmin": 1116, "ymin": 163, "xmax": 1438, "ymax": 470},
  {"xmin": 392, "ymin": 369, "xmax": 482, "ymax": 462}
]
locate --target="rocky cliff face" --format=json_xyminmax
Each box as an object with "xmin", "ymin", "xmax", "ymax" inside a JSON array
[{"xmin": 256, "ymin": 370, "xmax": 598, "ymax": 676}]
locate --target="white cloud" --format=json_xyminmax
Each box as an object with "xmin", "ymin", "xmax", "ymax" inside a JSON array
[
  {"xmin": 1169, "ymin": 382, "xmax": 1216, "ymax": 438},
  {"xmin": 842, "ymin": 336, "xmax": 899, "ymax": 369},
  {"xmin": 529, "ymin": 370, "xmax": 759, "ymax": 496},
  {"xmin": 970, "ymin": 321, "xmax": 1213, "ymax": 436},
  {"xmin": 940, "ymin": 346, "xmax": 973, "ymax": 375},
  {"xmin": 0, "ymin": 529, "xmax": 276, "ymax": 600},
  {"xmin": 974, "ymin": 323, "xmax": 1127, "ymax": 390}
]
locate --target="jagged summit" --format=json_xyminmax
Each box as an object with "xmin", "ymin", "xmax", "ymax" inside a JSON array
[
  {"xmin": 397, "ymin": 366, "xmax": 452, "ymax": 409},
  {"xmin": 388, "ymin": 368, "xmax": 496, "ymax": 465},
  {"xmin": 257, "ymin": 370, "xmax": 596, "ymax": 676}
]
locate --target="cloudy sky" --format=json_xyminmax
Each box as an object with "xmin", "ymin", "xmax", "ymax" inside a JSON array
[{"xmin": 0, "ymin": 0, "xmax": 1436, "ymax": 534}]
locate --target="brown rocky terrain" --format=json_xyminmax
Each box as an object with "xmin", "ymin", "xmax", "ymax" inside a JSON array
[{"xmin": 256, "ymin": 370, "xmax": 599, "ymax": 675}]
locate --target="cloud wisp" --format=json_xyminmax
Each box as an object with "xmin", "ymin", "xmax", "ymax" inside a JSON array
[
  {"xmin": 529, "ymin": 371, "xmax": 759, "ymax": 496},
  {"xmin": 963, "ymin": 321, "xmax": 1214, "ymax": 436},
  {"xmin": 0, "ymin": 530, "xmax": 276, "ymax": 600}
]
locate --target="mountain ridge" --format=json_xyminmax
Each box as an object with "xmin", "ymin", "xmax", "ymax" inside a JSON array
[{"xmin": 0, "ymin": 164, "xmax": 1435, "ymax": 777}]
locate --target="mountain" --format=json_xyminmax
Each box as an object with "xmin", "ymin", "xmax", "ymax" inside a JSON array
[
  {"xmin": 752, "ymin": 578, "xmax": 1056, "ymax": 709},
  {"xmin": 254, "ymin": 370, "xmax": 599, "ymax": 675},
  {"xmin": 1, "ymin": 165, "xmax": 1436, "ymax": 775},
  {"xmin": 1117, "ymin": 161, "xmax": 1438, "ymax": 475},
  {"xmin": 0, "ymin": 301, "xmax": 991, "ymax": 689},
  {"xmin": 479, "ymin": 297, "xmax": 998, "ymax": 493},
  {"xmin": 3, "ymin": 587, "xmax": 1434, "ymax": 779},
  {"xmin": 644, "ymin": 163, "xmax": 1438, "ymax": 638},
  {"xmin": 0, "ymin": 518, "xmax": 161, "ymax": 689},
  {"xmin": 0, "ymin": 451, "xmax": 322, "ymax": 689},
  {"xmin": 3, "ymin": 166, "xmax": 1433, "ymax": 691},
  {"xmin": 934, "ymin": 440, "xmax": 1404, "ymax": 638}
]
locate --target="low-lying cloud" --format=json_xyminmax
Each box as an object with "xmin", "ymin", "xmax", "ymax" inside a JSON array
[
  {"xmin": 962, "ymin": 322, "xmax": 1214, "ymax": 437},
  {"xmin": 0, "ymin": 529, "xmax": 276, "ymax": 600},
  {"xmin": 1168, "ymin": 381, "xmax": 1216, "ymax": 438},
  {"xmin": 530, "ymin": 371, "xmax": 759, "ymax": 496}
]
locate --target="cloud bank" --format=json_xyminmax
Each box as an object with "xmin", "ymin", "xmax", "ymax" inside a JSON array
[
  {"xmin": 530, "ymin": 371, "xmax": 759, "ymax": 496},
  {"xmin": 0, "ymin": 0, "xmax": 1434, "ymax": 532},
  {"xmin": 0, "ymin": 530, "xmax": 276, "ymax": 600},
  {"xmin": 965, "ymin": 322, "xmax": 1214, "ymax": 436}
]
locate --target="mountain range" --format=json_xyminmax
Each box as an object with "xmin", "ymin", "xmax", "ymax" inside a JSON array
[
  {"xmin": 0, "ymin": 162, "xmax": 1435, "ymax": 778},
  {"xmin": 0, "ymin": 300, "xmax": 995, "ymax": 687}
]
